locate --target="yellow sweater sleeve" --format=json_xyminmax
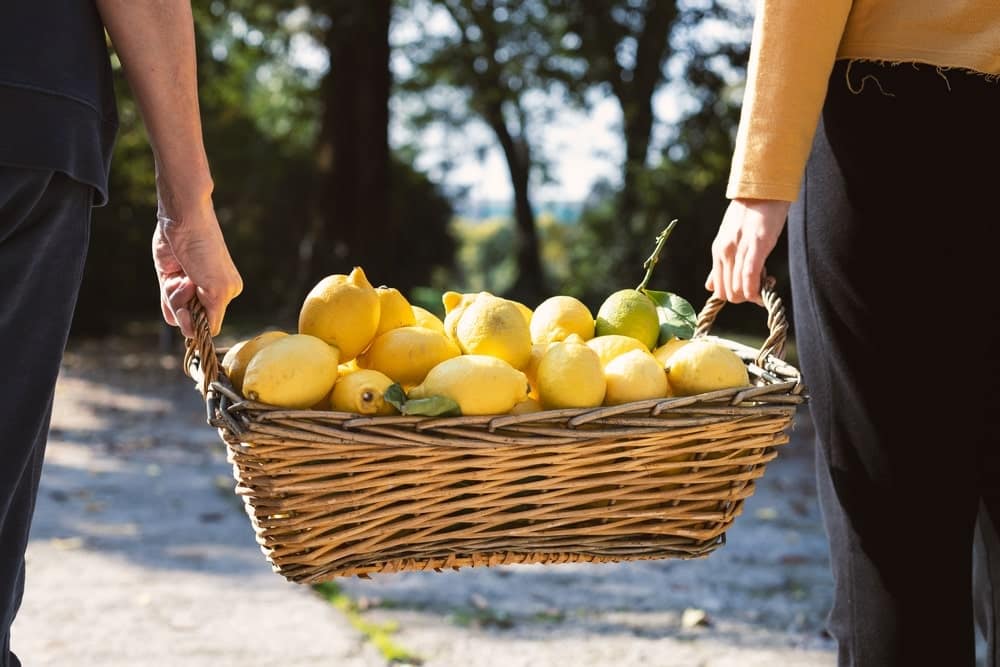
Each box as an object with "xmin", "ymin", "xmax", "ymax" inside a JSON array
[{"xmin": 727, "ymin": 1, "xmax": 854, "ymax": 201}]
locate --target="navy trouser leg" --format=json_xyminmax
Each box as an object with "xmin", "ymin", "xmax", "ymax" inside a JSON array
[
  {"xmin": 788, "ymin": 61, "xmax": 1000, "ymax": 667},
  {"xmin": 0, "ymin": 167, "xmax": 91, "ymax": 667}
]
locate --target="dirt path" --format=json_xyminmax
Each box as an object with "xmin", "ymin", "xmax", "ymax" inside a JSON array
[{"xmin": 12, "ymin": 337, "xmax": 838, "ymax": 666}]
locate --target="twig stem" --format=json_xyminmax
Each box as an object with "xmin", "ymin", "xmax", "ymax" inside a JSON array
[{"xmin": 636, "ymin": 219, "xmax": 678, "ymax": 292}]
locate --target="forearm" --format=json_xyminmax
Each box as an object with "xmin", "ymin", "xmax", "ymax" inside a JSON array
[
  {"xmin": 727, "ymin": 0, "xmax": 854, "ymax": 201},
  {"xmin": 95, "ymin": 0, "xmax": 212, "ymax": 216}
]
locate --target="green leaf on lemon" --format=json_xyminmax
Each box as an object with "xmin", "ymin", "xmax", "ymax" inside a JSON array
[
  {"xmin": 384, "ymin": 384, "xmax": 408, "ymax": 412},
  {"xmin": 383, "ymin": 383, "xmax": 462, "ymax": 417},
  {"xmin": 400, "ymin": 396, "xmax": 462, "ymax": 417},
  {"xmin": 643, "ymin": 289, "xmax": 697, "ymax": 343}
]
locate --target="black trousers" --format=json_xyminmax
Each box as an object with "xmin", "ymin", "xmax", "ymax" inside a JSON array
[
  {"xmin": 789, "ymin": 60, "xmax": 1000, "ymax": 666},
  {"xmin": 0, "ymin": 167, "xmax": 91, "ymax": 667}
]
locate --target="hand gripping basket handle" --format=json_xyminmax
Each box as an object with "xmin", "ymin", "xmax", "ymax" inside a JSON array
[{"xmin": 692, "ymin": 275, "xmax": 789, "ymax": 368}]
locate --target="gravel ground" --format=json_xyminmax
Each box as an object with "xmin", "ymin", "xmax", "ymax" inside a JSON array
[{"xmin": 11, "ymin": 336, "xmax": 843, "ymax": 666}]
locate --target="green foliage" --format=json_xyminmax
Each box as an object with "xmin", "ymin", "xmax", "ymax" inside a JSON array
[
  {"xmin": 384, "ymin": 384, "xmax": 461, "ymax": 416},
  {"xmin": 397, "ymin": 0, "xmax": 588, "ymax": 298},
  {"xmin": 449, "ymin": 217, "xmax": 517, "ymax": 294},
  {"xmin": 74, "ymin": 0, "xmax": 454, "ymax": 336},
  {"xmin": 71, "ymin": 0, "xmax": 759, "ymax": 341},
  {"xmin": 549, "ymin": 1, "xmax": 763, "ymax": 331},
  {"xmin": 313, "ymin": 582, "xmax": 423, "ymax": 665},
  {"xmin": 385, "ymin": 155, "xmax": 458, "ymax": 292}
]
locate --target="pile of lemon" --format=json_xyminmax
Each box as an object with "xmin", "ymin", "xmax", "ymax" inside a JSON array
[{"xmin": 221, "ymin": 267, "xmax": 751, "ymax": 416}]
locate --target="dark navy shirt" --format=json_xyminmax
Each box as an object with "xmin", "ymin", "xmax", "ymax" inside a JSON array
[{"xmin": 0, "ymin": 1, "xmax": 118, "ymax": 205}]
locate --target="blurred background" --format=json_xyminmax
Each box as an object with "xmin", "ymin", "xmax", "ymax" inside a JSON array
[
  {"xmin": 73, "ymin": 0, "xmax": 790, "ymax": 344},
  {"xmin": 17, "ymin": 4, "xmax": 840, "ymax": 665}
]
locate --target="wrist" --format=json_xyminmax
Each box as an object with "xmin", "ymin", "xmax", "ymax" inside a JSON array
[
  {"xmin": 733, "ymin": 197, "xmax": 791, "ymax": 208},
  {"xmin": 155, "ymin": 169, "xmax": 215, "ymax": 224}
]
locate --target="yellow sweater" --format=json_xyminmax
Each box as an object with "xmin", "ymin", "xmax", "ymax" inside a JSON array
[{"xmin": 727, "ymin": 1, "xmax": 1000, "ymax": 202}]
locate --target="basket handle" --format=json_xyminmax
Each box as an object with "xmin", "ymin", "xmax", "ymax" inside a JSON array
[
  {"xmin": 692, "ymin": 275, "xmax": 788, "ymax": 367},
  {"xmin": 182, "ymin": 297, "xmax": 220, "ymax": 396}
]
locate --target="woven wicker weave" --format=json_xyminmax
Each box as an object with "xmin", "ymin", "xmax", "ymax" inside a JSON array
[{"xmin": 184, "ymin": 278, "xmax": 805, "ymax": 583}]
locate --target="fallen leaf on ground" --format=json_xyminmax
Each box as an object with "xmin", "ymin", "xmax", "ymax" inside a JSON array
[{"xmin": 681, "ymin": 608, "xmax": 711, "ymax": 629}]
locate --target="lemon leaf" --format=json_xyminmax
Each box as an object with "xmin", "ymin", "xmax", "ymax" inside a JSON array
[
  {"xmin": 400, "ymin": 396, "xmax": 462, "ymax": 417},
  {"xmin": 383, "ymin": 383, "xmax": 462, "ymax": 417},
  {"xmin": 383, "ymin": 383, "xmax": 408, "ymax": 412},
  {"xmin": 643, "ymin": 289, "xmax": 697, "ymax": 343}
]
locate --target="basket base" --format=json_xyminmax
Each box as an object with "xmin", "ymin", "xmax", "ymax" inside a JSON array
[{"xmin": 266, "ymin": 537, "xmax": 728, "ymax": 583}]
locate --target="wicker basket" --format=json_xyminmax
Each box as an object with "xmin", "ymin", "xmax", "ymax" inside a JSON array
[{"xmin": 184, "ymin": 278, "xmax": 805, "ymax": 584}]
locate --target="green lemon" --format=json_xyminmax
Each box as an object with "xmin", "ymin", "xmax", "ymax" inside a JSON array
[{"xmin": 594, "ymin": 289, "xmax": 660, "ymax": 351}]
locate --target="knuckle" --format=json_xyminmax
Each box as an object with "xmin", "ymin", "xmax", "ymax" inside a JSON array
[{"xmin": 712, "ymin": 238, "xmax": 736, "ymax": 255}]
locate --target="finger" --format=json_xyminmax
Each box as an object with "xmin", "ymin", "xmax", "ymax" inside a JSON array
[
  {"xmin": 175, "ymin": 307, "xmax": 194, "ymax": 339},
  {"xmin": 165, "ymin": 278, "xmax": 197, "ymax": 338},
  {"xmin": 731, "ymin": 241, "xmax": 749, "ymax": 304},
  {"xmin": 756, "ymin": 263, "xmax": 769, "ymax": 307},
  {"xmin": 197, "ymin": 286, "xmax": 229, "ymax": 337},
  {"xmin": 705, "ymin": 268, "xmax": 716, "ymax": 293},
  {"xmin": 713, "ymin": 254, "xmax": 727, "ymax": 300},
  {"xmin": 161, "ymin": 298, "xmax": 177, "ymax": 326},
  {"xmin": 741, "ymin": 244, "xmax": 766, "ymax": 306}
]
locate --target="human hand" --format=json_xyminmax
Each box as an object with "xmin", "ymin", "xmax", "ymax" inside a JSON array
[
  {"xmin": 152, "ymin": 198, "xmax": 243, "ymax": 338},
  {"xmin": 705, "ymin": 198, "xmax": 791, "ymax": 305}
]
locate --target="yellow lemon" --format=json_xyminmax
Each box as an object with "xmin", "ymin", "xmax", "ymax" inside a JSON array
[
  {"xmin": 358, "ymin": 325, "xmax": 461, "ymax": 386},
  {"xmin": 299, "ymin": 266, "xmax": 380, "ymax": 361},
  {"xmin": 442, "ymin": 291, "xmax": 478, "ymax": 342},
  {"xmin": 411, "ymin": 305, "xmax": 445, "ymax": 334},
  {"xmin": 454, "ymin": 292, "xmax": 532, "ymax": 369},
  {"xmin": 442, "ymin": 290, "xmax": 475, "ymax": 314},
  {"xmin": 331, "ymin": 369, "xmax": 397, "ymax": 416},
  {"xmin": 536, "ymin": 337, "xmax": 606, "ymax": 409},
  {"xmin": 374, "ymin": 287, "xmax": 416, "ymax": 337},
  {"xmin": 665, "ymin": 339, "xmax": 750, "ymax": 396},
  {"xmin": 221, "ymin": 330, "xmax": 288, "ymax": 393},
  {"xmin": 603, "ymin": 349, "xmax": 669, "ymax": 406},
  {"xmin": 507, "ymin": 299, "xmax": 534, "ymax": 328},
  {"xmin": 242, "ymin": 334, "xmax": 339, "ymax": 409},
  {"xmin": 529, "ymin": 295, "xmax": 594, "ymax": 344},
  {"xmin": 652, "ymin": 337, "xmax": 691, "ymax": 368},
  {"xmin": 585, "ymin": 334, "xmax": 649, "ymax": 369},
  {"xmin": 594, "ymin": 289, "xmax": 660, "ymax": 350},
  {"xmin": 524, "ymin": 342, "xmax": 556, "ymax": 399},
  {"xmin": 409, "ymin": 355, "xmax": 529, "ymax": 416}
]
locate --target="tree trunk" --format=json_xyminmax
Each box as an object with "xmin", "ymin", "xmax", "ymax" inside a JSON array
[
  {"xmin": 488, "ymin": 113, "xmax": 546, "ymax": 304},
  {"xmin": 616, "ymin": 0, "xmax": 678, "ymax": 270},
  {"xmin": 296, "ymin": 0, "xmax": 392, "ymax": 296}
]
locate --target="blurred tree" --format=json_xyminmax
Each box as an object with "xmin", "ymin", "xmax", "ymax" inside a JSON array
[
  {"xmin": 557, "ymin": 1, "xmax": 753, "ymax": 308},
  {"xmin": 289, "ymin": 0, "xmax": 456, "ymax": 298},
  {"xmin": 552, "ymin": 0, "xmax": 677, "ymax": 271},
  {"xmin": 292, "ymin": 0, "xmax": 392, "ymax": 295},
  {"xmin": 553, "ymin": 0, "xmax": 747, "ymax": 274},
  {"xmin": 73, "ymin": 0, "xmax": 456, "ymax": 336},
  {"xmin": 397, "ymin": 0, "xmax": 580, "ymax": 303}
]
